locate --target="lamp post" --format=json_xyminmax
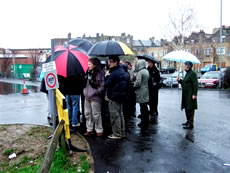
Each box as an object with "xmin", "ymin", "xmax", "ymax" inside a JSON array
[{"xmin": 219, "ymin": 0, "xmax": 223, "ymax": 88}]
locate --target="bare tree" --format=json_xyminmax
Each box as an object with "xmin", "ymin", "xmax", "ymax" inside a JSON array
[
  {"xmin": 163, "ymin": 3, "xmax": 198, "ymax": 50},
  {"xmin": 30, "ymin": 49, "xmax": 42, "ymax": 80},
  {"xmin": 2, "ymin": 49, "xmax": 13, "ymax": 77}
]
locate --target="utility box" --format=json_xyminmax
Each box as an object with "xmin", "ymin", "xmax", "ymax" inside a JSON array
[{"xmin": 11, "ymin": 64, "xmax": 33, "ymax": 79}]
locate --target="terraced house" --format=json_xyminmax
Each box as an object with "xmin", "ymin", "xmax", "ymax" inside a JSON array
[{"xmin": 145, "ymin": 26, "xmax": 230, "ymax": 71}]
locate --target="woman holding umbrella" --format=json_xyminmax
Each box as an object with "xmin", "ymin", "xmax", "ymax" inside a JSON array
[{"xmin": 83, "ymin": 58, "xmax": 105, "ymax": 136}]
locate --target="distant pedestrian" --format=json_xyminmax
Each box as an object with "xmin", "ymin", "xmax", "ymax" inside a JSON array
[
  {"xmin": 177, "ymin": 61, "xmax": 198, "ymax": 129},
  {"xmin": 105, "ymin": 56, "xmax": 129, "ymax": 139},
  {"xmin": 147, "ymin": 59, "xmax": 161, "ymax": 116},
  {"xmin": 134, "ymin": 59, "xmax": 150, "ymax": 127},
  {"xmin": 83, "ymin": 58, "xmax": 105, "ymax": 136},
  {"xmin": 125, "ymin": 61, "xmax": 136, "ymax": 117},
  {"xmin": 125, "ymin": 61, "xmax": 135, "ymax": 82},
  {"xmin": 121, "ymin": 63, "xmax": 131, "ymax": 119}
]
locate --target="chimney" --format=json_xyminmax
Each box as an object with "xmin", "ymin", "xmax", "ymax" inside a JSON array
[{"xmin": 68, "ymin": 32, "xmax": 71, "ymax": 40}]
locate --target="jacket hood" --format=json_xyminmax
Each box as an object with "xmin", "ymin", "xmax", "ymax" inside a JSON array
[{"xmin": 136, "ymin": 59, "xmax": 146, "ymax": 71}]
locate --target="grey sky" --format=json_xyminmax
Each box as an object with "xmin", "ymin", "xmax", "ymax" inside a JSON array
[{"xmin": 0, "ymin": 0, "xmax": 229, "ymax": 49}]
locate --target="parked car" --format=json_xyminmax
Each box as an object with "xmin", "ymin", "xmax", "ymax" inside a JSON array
[
  {"xmin": 201, "ymin": 64, "xmax": 218, "ymax": 74},
  {"xmin": 163, "ymin": 71, "xmax": 185, "ymax": 87},
  {"xmin": 198, "ymin": 71, "xmax": 221, "ymax": 88},
  {"xmin": 160, "ymin": 66, "xmax": 176, "ymax": 74}
]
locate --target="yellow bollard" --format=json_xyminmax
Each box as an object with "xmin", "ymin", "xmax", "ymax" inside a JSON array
[{"xmin": 55, "ymin": 89, "xmax": 70, "ymax": 141}]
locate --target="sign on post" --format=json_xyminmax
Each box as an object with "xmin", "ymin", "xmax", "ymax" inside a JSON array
[{"xmin": 43, "ymin": 61, "xmax": 59, "ymax": 90}]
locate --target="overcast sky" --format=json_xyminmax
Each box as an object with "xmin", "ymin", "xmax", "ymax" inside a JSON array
[{"xmin": 0, "ymin": 0, "xmax": 229, "ymax": 49}]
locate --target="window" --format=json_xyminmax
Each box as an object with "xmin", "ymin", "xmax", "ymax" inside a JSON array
[
  {"xmin": 159, "ymin": 50, "xmax": 163, "ymax": 57},
  {"xmin": 186, "ymin": 49, "xmax": 191, "ymax": 53},
  {"xmin": 127, "ymin": 38, "xmax": 130, "ymax": 43},
  {"xmin": 204, "ymin": 48, "xmax": 212, "ymax": 55},
  {"xmin": 217, "ymin": 47, "xmax": 225, "ymax": 55}
]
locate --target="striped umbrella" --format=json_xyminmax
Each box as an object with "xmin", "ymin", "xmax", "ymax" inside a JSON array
[
  {"xmin": 46, "ymin": 45, "xmax": 89, "ymax": 78},
  {"xmin": 88, "ymin": 40, "xmax": 134, "ymax": 56}
]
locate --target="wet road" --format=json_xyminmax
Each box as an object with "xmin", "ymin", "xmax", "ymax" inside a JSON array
[
  {"xmin": 0, "ymin": 80, "xmax": 230, "ymax": 172},
  {"xmin": 85, "ymin": 89, "xmax": 230, "ymax": 173},
  {"xmin": 0, "ymin": 81, "xmax": 49, "ymax": 125}
]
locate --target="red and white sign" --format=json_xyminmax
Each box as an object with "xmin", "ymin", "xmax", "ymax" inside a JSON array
[{"xmin": 43, "ymin": 62, "xmax": 59, "ymax": 90}]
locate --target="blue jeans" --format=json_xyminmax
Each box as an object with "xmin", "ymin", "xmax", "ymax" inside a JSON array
[{"xmin": 66, "ymin": 95, "xmax": 80, "ymax": 125}]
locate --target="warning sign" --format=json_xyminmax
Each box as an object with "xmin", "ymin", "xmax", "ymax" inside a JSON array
[
  {"xmin": 43, "ymin": 62, "xmax": 59, "ymax": 90},
  {"xmin": 46, "ymin": 73, "xmax": 57, "ymax": 88}
]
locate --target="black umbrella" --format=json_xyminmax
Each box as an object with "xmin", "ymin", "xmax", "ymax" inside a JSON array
[
  {"xmin": 88, "ymin": 40, "xmax": 134, "ymax": 56},
  {"xmin": 68, "ymin": 38, "xmax": 93, "ymax": 53},
  {"xmin": 137, "ymin": 54, "xmax": 159, "ymax": 63}
]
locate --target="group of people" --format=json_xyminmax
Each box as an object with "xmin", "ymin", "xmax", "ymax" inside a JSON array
[{"xmin": 41, "ymin": 56, "xmax": 198, "ymax": 139}]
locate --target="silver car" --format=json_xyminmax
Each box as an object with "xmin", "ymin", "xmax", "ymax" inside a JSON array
[{"xmin": 163, "ymin": 71, "xmax": 185, "ymax": 87}]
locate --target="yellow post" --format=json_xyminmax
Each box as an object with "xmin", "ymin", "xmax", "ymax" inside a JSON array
[{"xmin": 55, "ymin": 89, "xmax": 70, "ymax": 141}]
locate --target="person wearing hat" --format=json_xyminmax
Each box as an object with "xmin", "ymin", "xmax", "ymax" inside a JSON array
[
  {"xmin": 147, "ymin": 59, "xmax": 161, "ymax": 116},
  {"xmin": 177, "ymin": 61, "xmax": 198, "ymax": 129}
]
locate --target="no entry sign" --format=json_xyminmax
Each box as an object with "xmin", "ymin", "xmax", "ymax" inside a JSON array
[
  {"xmin": 42, "ymin": 62, "xmax": 59, "ymax": 90},
  {"xmin": 46, "ymin": 73, "xmax": 56, "ymax": 88}
]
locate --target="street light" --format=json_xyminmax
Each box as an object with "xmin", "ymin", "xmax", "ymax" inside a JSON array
[{"xmin": 219, "ymin": 0, "xmax": 222, "ymax": 88}]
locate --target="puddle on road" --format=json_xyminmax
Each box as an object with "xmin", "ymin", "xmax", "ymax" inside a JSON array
[{"xmin": 0, "ymin": 82, "xmax": 39, "ymax": 95}]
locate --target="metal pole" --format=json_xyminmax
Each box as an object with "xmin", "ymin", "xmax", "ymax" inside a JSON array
[
  {"xmin": 219, "ymin": 0, "xmax": 223, "ymax": 88},
  {"xmin": 12, "ymin": 53, "xmax": 16, "ymax": 79},
  {"xmin": 50, "ymin": 39, "xmax": 57, "ymax": 130}
]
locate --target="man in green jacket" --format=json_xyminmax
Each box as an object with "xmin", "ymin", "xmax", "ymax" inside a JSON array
[{"xmin": 177, "ymin": 61, "xmax": 198, "ymax": 129}]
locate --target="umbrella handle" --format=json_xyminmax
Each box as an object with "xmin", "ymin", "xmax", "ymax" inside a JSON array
[{"xmin": 177, "ymin": 62, "xmax": 182, "ymax": 80}]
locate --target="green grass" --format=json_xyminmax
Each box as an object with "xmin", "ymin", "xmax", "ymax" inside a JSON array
[
  {"xmin": 0, "ymin": 125, "xmax": 8, "ymax": 131},
  {"xmin": 3, "ymin": 148, "xmax": 17, "ymax": 156},
  {"xmin": 27, "ymin": 127, "xmax": 41, "ymax": 136},
  {"xmin": 0, "ymin": 148, "xmax": 83, "ymax": 173},
  {"xmin": 0, "ymin": 155, "xmax": 42, "ymax": 173},
  {"xmin": 78, "ymin": 154, "xmax": 89, "ymax": 173},
  {"xmin": 27, "ymin": 126, "xmax": 51, "ymax": 139},
  {"xmin": 50, "ymin": 148, "xmax": 77, "ymax": 173}
]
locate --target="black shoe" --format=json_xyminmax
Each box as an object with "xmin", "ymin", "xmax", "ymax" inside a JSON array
[
  {"xmin": 182, "ymin": 122, "xmax": 188, "ymax": 126},
  {"xmin": 183, "ymin": 125, "xmax": 194, "ymax": 129}
]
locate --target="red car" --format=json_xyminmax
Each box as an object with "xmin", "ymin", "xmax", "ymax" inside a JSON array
[{"xmin": 198, "ymin": 71, "xmax": 221, "ymax": 88}]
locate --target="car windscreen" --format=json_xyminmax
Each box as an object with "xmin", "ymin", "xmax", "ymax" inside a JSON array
[
  {"xmin": 201, "ymin": 72, "xmax": 219, "ymax": 79},
  {"xmin": 172, "ymin": 72, "xmax": 185, "ymax": 77}
]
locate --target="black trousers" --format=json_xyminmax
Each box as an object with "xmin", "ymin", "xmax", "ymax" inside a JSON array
[
  {"xmin": 185, "ymin": 109, "xmax": 195, "ymax": 126},
  {"xmin": 148, "ymin": 88, "xmax": 159, "ymax": 114},
  {"xmin": 140, "ymin": 102, "xmax": 149, "ymax": 122}
]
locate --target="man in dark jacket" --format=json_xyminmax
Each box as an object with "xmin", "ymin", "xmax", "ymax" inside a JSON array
[
  {"xmin": 147, "ymin": 60, "xmax": 161, "ymax": 116},
  {"xmin": 105, "ymin": 56, "xmax": 129, "ymax": 139},
  {"xmin": 64, "ymin": 74, "xmax": 85, "ymax": 127},
  {"xmin": 177, "ymin": 61, "xmax": 198, "ymax": 129}
]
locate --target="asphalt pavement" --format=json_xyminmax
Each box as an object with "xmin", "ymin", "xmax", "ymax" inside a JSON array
[{"xmin": 0, "ymin": 79, "xmax": 230, "ymax": 173}]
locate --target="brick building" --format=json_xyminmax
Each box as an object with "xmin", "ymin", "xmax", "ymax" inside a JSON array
[{"xmin": 0, "ymin": 48, "xmax": 49, "ymax": 77}]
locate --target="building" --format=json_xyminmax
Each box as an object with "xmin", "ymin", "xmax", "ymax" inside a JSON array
[
  {"xmin": 0, "ymin": 48, "xmax": 49, "ymax": 78},
  {"xmin": 145, "ymin": 26, "xmax": 230, "ymax": 71}
]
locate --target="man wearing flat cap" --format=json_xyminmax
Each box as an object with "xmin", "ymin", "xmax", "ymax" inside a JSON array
[{"xmin": 177, "ymin": 61, "xmax": 198, "ymax": 129}]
